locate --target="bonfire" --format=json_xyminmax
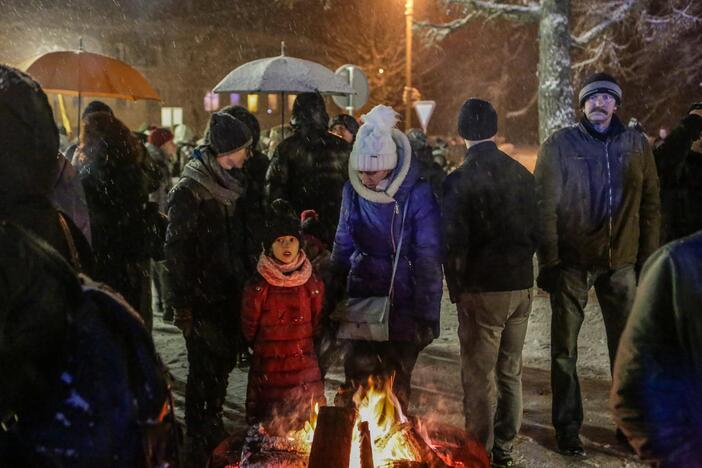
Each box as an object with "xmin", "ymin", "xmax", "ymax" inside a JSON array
[{"xmin": 209, "ymin": 376, "xmax": 489, "ymax": 468}]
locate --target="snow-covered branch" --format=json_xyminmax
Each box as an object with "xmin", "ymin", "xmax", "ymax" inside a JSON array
[
  {"xmin": 460, "ymin": 0, "xmax": 541, "ymax": 22},
  {"xmin": 572, "ymin": 0, "xmax": 638, "ymax": 46},
  {"xmin": 414, "ymin": 13, "xmax": 477, "ymax": 43},
  {"xmin": 416, "ymin": 0, "xmax": 539, "ymax": 44},
  {"xmin": 505, "ymin": 91, "xmax": 537, "ymax": 119}
]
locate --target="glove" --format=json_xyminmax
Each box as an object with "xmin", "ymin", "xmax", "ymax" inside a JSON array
[
  {"xmin": 537, "ymin": 264, "xmax": 561, "ymax": 294},
  {"xmin": 416, "ymin": 320, "xmax": 436, "ymax": 349},
  {"xmin": 173, "ymin": 308, "xmax": 193, "ymax": 337}
]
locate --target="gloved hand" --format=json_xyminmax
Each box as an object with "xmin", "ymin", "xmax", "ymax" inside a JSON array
[
  {"xmin": 416, "ymin": 320, "xmax": 436, "ymax": 349},
  {"xmin": 537, "ymin": 264, "xmax": 561, "ymax": 294},
  {"xmin": 173, "ymin": 308, "xmax": 193, "ymax": 337}
]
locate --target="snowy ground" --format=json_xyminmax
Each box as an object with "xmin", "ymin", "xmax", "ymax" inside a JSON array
[{"xmin": 153, "ymin": 283, "xmax": 644, "ymax": 467}]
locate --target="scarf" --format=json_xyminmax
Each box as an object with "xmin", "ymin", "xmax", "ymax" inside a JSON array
[
  {"xmin": 256, "ymin": 250, "xmax": 312, "ymax": 287},
  {"xmin": 182, "ymin": 146, "xmax": 246, "ymax": 205}
]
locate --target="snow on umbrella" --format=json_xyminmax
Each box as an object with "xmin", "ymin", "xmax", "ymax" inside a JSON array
[
  {"xmin": 212, "ymin": 42, "xmax": 354, "ymax": 128},
  {"xmin": 212, "ymin": 49, "xmax": 354, "ymax": 96}
]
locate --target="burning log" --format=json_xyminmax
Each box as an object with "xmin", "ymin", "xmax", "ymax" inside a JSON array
[
  {"xmin": 359, "ymin": 421, "xmax": 374, "ymax": 468},
  {"xmin": 307, "ymin": 406, "xmax": 356, "ymax": 468}
]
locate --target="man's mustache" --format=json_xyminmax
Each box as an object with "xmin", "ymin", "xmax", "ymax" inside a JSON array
[{"xmin": 590, "ymin": 107, "xmax": 608, "ymax": 113}]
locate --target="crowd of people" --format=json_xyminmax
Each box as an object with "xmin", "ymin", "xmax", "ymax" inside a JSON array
[{"xmin": 2, "ymin": 61, "xmax": 702, "ymax": 468}]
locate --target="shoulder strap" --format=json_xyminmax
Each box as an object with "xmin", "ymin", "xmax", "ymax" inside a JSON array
[
  {"xmin": 388, "ymin": 199, "xmax": 410, "ymax": 296},
  {"xmin": 58, "ymin": 212, "xmax": 82, "ymax": 272}
]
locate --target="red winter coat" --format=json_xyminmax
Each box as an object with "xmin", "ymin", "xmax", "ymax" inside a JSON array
[{"xmin": 241, "ymin": 273, "xmax": 325, "ymax": 422}]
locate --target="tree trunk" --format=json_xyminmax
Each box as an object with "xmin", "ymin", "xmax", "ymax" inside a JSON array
[{"xmin": 537, "ymin": 0, "xmax": 575, "ymax": 143}]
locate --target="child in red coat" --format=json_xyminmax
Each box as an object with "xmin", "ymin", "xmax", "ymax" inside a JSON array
[{"xmin": 241, "ymin": 200, "xmax": 326, "ymax": 426}]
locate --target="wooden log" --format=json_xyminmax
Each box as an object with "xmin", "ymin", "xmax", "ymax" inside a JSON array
[
  {"xmin": 358, "ymin": 421, "xmax": 374, "ymax": 468},
  {"xmin": 307, "ymin": 406, "xmax": 356, "ymax": 468}
]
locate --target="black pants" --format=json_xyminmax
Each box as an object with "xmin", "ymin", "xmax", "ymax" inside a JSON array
[
  {"xmin": 341, "ymin": 340, "xmax": 421, "ymax": 413},
  {"xmin": 184, "ymin": 330, "xmax": 236, "ymax": 446},
  {"xmin": 550, "ymin": 264, "xmax": 636, "ymax": 437}
]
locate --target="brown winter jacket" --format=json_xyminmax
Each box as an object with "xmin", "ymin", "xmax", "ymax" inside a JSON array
[
  {"xmin": 534, "ymin": 116, "xmax": 660, "ymax": 270},
  {"xmin": 241, "ymin": 274, "xmax": 325, "ymax": 421}
]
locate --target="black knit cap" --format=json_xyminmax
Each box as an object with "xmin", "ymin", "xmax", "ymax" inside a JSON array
[
  {"xmin": 220, "ymin": 105, "xmax": 261, "ymax": 147},
  {"xmin": 208, "ymin": 111, "xmax": 252, "ymax": 155},
  {"xmin": 578, "ymin": 72, "xmax": 622, "ymax": 107},
  {"xmin": 457, "ymin": 98, "xmax": 498, "ymax": 141},
  {"xmin": 264, "ymin": 199, "xmax": 303, "ymax": 250},
  {"xmin": 0, "ymin": 65, "xmax": 59, "ymax": 197},
  {"xmin": 329, "ymin": 113, "xmax": 360, "ymax": 136}
]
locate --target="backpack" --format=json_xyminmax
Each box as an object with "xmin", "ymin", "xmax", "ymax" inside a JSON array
[{"xmin": 0, "ymin": 280, "xmax": 181, "ymax": 468}]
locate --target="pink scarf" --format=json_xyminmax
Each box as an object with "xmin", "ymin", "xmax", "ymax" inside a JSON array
[{"xmin": 257, "ymin": 250, "xmax": 313, "ymax": 287}]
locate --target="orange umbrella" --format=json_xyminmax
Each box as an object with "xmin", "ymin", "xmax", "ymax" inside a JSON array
[{"xmin": 25, "ymin": 50, "xmax": 160, "ymax": 101}]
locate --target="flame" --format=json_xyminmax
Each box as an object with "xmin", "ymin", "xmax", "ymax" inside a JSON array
[
  {"xmin": 283, "ymin": 377, "xmax": 438, "ymax": 466},
  {"xmin": 348, "ymin": 375, "xmax": 421, "ymax": 467}
]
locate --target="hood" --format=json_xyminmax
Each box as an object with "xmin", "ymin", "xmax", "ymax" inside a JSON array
[
  {"xmin": 0, "ymin": 65, "xmax": 59, "ymax": 197},
  {"xmin": 349, "ymin": 128, "xmax": 417, "ymax": 204},
  {"xmin": 291, "ymin": 92, "xmax": 329, "ymax": 132}
]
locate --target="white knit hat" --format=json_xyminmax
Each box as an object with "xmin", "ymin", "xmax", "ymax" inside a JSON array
[{"xmin": 350, "ymin": 105, "xmax": 398, "ymax": 171}]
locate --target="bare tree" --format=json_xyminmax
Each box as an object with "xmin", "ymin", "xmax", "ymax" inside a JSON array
[
  {"xmin": 322, "ymin": 0, "xmax": 443, "ymax": 119},
  {"xmin": 417, "ymin": 0, "xmax": 702, "ymax": 143}
]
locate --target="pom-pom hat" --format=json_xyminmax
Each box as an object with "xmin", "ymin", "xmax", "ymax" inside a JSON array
[{"xmin": 350, "ymin": 105, "xmax": 399, "ymax": 172}]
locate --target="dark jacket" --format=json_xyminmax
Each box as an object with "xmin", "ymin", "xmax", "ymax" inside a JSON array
[
  {"xmin": 416, "ymin": 146, "xmax": 446, "ymax": 202},
  {"xmin": 534, "ymin": 115, "xmax": 661, "ymax": 270},
  {"xmin": 611, "ymin": 231, "xmax": 702, "ymax": 467},
  {"xmin": 164, "ymin": 168, "xmax": 249, "ymax": 311},
  {"xmin": 331, "ymin": 130, "xmax": 443, "ymax": 341},
  {"xmin": 654, "ymin": 114, "xmax": 702, "ymax": 243},
  {"xmin": 80, "ymin": 153, "xmax": 152, "ymax": 305},
  {"xmin": 240, "ymin": 149, "xmax": 270, "ymax": 261},
  {"xmin": 0, "ymin": 223, "xmax": 175, "ymax": 468},
  {"xmin": 241, "ymin": 273, "xmax": 325, "ymax": 420},
  {"xmin": 443, "ymin": 141, "xmax": 538, "ymax": 299},
  {"xmin": 265, "ymin": 129, "xmax": 350, "ymax": 246}
]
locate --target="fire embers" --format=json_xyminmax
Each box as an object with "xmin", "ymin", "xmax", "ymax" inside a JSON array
[{"xmin": 211, "ymin": 376, "xmax": 490, "ymax": 468}]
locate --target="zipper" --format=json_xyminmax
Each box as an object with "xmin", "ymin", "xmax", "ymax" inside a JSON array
[
  {"xmin": 390, "ymin": 201, "xmax": 399, "ymax": 254},
  {"xmin": 604, "ymin": 141, "xmax": 613, "ymax": 268}
]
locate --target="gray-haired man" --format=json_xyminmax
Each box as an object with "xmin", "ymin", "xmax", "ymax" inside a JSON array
[{"xmin": 534, "ymin": 72, "xmax": 660, "ymax": 456}]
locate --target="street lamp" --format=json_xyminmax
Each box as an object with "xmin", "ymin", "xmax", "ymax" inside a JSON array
[{"xmin": 404, "ymin": 0, "xmax": 414, "ymax": 130}]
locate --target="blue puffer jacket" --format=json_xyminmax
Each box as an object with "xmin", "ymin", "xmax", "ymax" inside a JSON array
[{"xmin": 331, "ymin": 129, "xmax": 443, "ymax": 342}]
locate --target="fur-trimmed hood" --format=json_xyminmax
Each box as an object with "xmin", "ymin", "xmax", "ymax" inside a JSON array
[{"xmin": 348, "ymin": 128, "xmax": 416, "ymax": 204}]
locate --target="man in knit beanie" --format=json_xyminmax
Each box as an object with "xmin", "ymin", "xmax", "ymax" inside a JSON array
[
  {"xmin": 443, "ymin": 98, "xmax": 538, "ymax": 467},
  {"xmin": 164, "ymin": 110, "xmax": 252, "ymax": 463},
  {"xmin": 534, "ymin": 72, "xmax": 660, "ymax": 456}
]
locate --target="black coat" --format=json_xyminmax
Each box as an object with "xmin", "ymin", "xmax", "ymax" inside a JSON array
[
  {"xmin": 442, "ymin": 141, "xmax": 538, "ymax": 299},
  {"xmin": 654, "ymin": 114, "xmax": 702, "ymax": 243},
  {"xmin": 240, "ymin": 149, "xmax": 270, "ymax": 261},
  {"xmin": 265, "ymin": 129, "xmax": 350, "ymax": 246},
  {"xmin": 80, "ymin": 156, "xmax": 152, "ymax": 308},
  {"xmin": 164, "ymin": 177, "xmax": 249, "ymax": 310}
]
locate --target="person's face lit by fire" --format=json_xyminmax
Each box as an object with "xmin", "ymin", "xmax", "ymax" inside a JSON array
[{"xmin": 272, "ymin": 235, "xmax": 300, "ymax": 264}]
